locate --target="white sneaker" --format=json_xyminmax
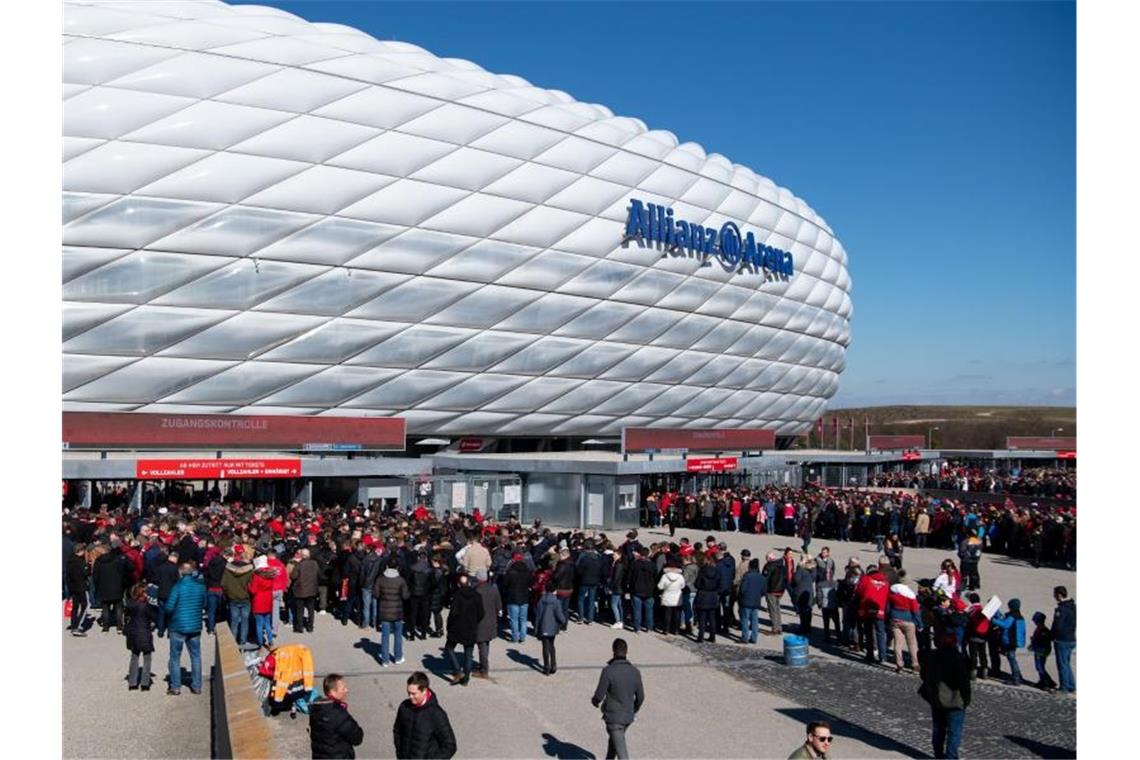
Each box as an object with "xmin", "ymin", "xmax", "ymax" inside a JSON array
[
  {"xmin": 380, "ymin": 660, "xmax": 390, "ymax": 668},
  {"xmin": 319, "ymin": 611, "xmax": 328, "ymax": 616},
  {"xmin": 394, "ymin": 657, "xmax": 406, "ymax": 665},
  {"xmin": 611, "ymin": 622, "xmax": 624, "ymax": 629}
]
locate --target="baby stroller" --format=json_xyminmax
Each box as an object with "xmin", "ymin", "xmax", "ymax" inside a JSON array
[{"xmin": 245, "ymin": 644, "xmax": 318, "ymax": 718}]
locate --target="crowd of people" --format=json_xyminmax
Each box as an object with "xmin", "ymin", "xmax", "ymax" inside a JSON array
[
  {"xmin": 63, "ymin": 490, "xmax": 1075, "ymax": 758},
  {"xmin": 868, "ymin": 465, "xmax": 1076, "ymax": 500},
  {"xmin": 644, "ymin": 482, "xmax": 1077, "ymax": 570}
]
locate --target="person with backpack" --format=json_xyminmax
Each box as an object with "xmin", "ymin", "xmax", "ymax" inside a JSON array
[
  {"xmin": 990, "ymin": 599, "xmax": 1026, "ymax": 686},
  {"xmin": 1029, "ymin": 611, "xmax": 1057, "ymax": 690},
  {"xmin": 919, "ymin": 632, "xmax": 973, "ymax": 759},
  {"xmin": 958, "ymin": 532, "xmax": 984, "ymax": 591}
]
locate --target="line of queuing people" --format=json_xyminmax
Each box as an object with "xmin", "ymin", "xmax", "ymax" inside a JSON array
[
  {"xmin": 64, "ymin": 496, "xmax": 1075, "ymax": 708},
  {"xmin": 643, "ymin": 484, "xmax": 1076, "ymax": 569},
  {"xmin": 870, "ymin": 464, "xmax": 1076, "ymax": 500}
]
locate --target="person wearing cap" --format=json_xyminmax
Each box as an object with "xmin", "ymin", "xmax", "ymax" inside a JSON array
[{"xmin": 248, "ymin": 555, "xmax": 277, "ymax": 648}]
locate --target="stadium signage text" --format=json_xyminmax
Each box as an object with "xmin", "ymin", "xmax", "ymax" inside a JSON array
[{"xmin": 624, "ymin": 198, "xmax": 795, "ymax": 277}]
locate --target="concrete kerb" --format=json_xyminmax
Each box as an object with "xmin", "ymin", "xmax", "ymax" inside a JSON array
[{"xmin": 213, "ymin": 626, "xmax": 280, "ymax": 760}]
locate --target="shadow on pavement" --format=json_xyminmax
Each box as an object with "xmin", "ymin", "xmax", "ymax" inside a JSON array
[
  {"xmin": 418, "ymin": 651, "xmax": 454, "ymax": 681},
  {"xmin": 775, "ymin": 707, "xmax": 931, "ymax": 758},
  {"xmin": 506, "ymin": 647, "xmax": 543, "ymax": 673},
  {"xmin": 540, "ymin": 732, "xmax": 597, "ymax": 759},
  {"xmin": 1004, "ymin": 734, "xmax": 1077, "ymax": 759},
  {"xmin": 352, "ymin": 636, "xmax": 385, "ymax": 666}
]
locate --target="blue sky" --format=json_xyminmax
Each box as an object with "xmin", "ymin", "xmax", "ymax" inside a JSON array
[{"xmin": 243, "ymin": 1, "xmax": 1076, "ymax": 409}]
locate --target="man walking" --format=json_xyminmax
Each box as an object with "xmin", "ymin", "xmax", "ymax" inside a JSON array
[
  {"xmin": 591, "ymin": 638, "xmax": 645, "ymax": 760},
  {"xmin": 393, "ymin": 671, "xmax": 457, "ymax": 759},
  {"xmin": 473, "ymin": 569, "xmax": 501, "ymax": 679},
  {"xmin": 919, "ymin": 633, "xmax": 973, "ymax": 759},
  {"xmin": 164, "ymin": 560, "xmax": 207, "ymax": 696},
  {"xmin": 1052, "ymin": 585, "xmax": 1076, "ymax": 694}
]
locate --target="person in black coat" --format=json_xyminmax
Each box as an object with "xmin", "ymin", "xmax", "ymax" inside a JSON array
[
  {"xmin": 66, "ymin": 543, "xmax": 90, "ymax": 635},
  {"xmin": 693, "ymin": 561, "xmax": 721, "ymax": 643},
  {"xmin": 393, "ymin": 671, "xmax": 457, "ymax": 759},
  {"xmin": 93, "ymin": 542, "xmax": 129, "ymax": 632},
  {"xmin": 152, "ymin": 552, "xmax": 181, "ymax": 638},
  {"xmin": 123, "ymin": 583, "xmax": 155, "ymax": 690},
  {"xmin": 628, "ymin": 552, "xmax": 657, "ymax": 633},
  {"xmin": 444, "ymin": 575, "xmax": 484, "ymax": 685},
  {"xmin": 338, "ymin": 545, "xmax": 363, "ymax": 627},
  {"xmin": 310, "ymin": 674, "xmax": 365, "ymax": 759}
]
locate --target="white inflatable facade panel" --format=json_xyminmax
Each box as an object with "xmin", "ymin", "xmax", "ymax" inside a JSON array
[{"xmin": 62, "ymin": 0, "xmax": 853, "ymax": 437}]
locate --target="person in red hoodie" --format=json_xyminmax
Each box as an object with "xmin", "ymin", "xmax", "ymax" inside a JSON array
[
  {"xmin": 855, "ymin": 565, "xmax": 890, "ymax": 664},
  {"xmin": 267, "ymin": 549, "xmax": 290, "ymax": 636},
  {"xmin": 248, "ymin": 555, "xmax": 277, "ymax": 647}
]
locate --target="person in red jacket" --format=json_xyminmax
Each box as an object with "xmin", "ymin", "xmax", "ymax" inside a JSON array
[
  {"xmin": 267, "ymin": 550, "xmax": 289, "ymax": 636},
  {"xmin": 855, "ymin": 565, "xmax": 890, "ymax": 664},
  {"xmin": 248, "ymin": 555, "xmax": 277, "ymax": 647}
]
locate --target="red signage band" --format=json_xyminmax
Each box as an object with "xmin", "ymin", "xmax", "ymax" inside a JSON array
[
  {"xmin": 63, "ymin": 412, "xmax": 405, "ymax": 451},
  {"xmin": 901, "ymin": 450, "xmax": 923, "ymax": 461},
  {"xmin": 686, "ymin": 457, "xmax": 739, "ymax": 473},
  {"xmin": 1005, "ymin": 436, "xmax": 1077, "ymax": 451},
  {"xmin": 867, "ymin": 435, "xmax": 927, "ymax": 450},
  {"xmin": 136, "ymin": 459, "xmax": 301, "ymax": 480},
  {"xmin": 1057, "ymin": 450, "xmax": 1077, "ymax": 459},
  {"xmin": 624, "ymin": 427, "xmax": 774, "ymax": 453},
  {"xmin": 458, "ymin": 438, "xmax": 484, "ymax": 453}
]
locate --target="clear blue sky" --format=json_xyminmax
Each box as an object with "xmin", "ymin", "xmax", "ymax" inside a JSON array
[{"xmin": 241, "ymin": 0, "xmax": 1076, "ymax": 409}]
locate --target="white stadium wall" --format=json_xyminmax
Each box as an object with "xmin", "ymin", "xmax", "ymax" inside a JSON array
[{"xmin": 62, "ymin": 0, "xmax": 853, "ymax": 438}]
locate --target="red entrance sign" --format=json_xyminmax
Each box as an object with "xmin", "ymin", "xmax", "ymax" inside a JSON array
[
  {"xmin": 136, "ymin": 459, "xmax": 301, "ymax": 479},
  {"xmin": 1006, "ymin": 436, "xmax": 1077, "ymax": 451},
  {"xmin": 1057, "ymin": 450, "xmax": 1077, "ymax": 459},
  {"xmin": 868, "ymin": 435, "xmax": 926, "ymax": 450},
  {"xmin": 901, "ymin": 449, "xmax": 922, "ymax": 461},
  {"xmin": 624, "ymin": 427, "xmax": 774, "ymax": 453},
  {"xmin": 458, "ymin": 438, "xmax": 485, "ymax": 453},
  {"xmin": 63, "ymin": 412, "xmax": 405, "ymax": 450},
  {"xmin": 686, "ymin": 456, "xmax": 739, "ymax": 473}
]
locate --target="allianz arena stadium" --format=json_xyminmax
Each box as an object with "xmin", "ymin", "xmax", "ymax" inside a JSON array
[{"xmin": 63, "ymin": 0, "xmax": 853, "ymax": 441}]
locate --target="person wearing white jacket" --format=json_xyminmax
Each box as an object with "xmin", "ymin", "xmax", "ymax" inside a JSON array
[{"xmin": 657, "ymin": 564, "xmax": 685, "ymax": 636}]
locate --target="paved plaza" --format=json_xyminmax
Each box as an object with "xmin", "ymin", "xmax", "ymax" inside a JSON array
[{"xmin": 62, "ymin": 527, "xmax": 1076, "ymax": 759}]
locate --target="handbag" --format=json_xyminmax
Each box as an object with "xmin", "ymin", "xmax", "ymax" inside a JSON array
[{"xmin": 63, "ymin": 598, "xmax": 73, "ymax": 619}]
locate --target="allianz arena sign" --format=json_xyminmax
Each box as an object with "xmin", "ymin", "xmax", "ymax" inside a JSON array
[{"xmin": 624, "ymin": 198, "xmax": 795, "ymax": 278}]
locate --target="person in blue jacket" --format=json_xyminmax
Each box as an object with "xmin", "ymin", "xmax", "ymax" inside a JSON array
[
  {"xmin": 164, "ymin": 561, "xmax": 207, "ymax": 696},
  {"xmin": 990, "ymin": 599, "xmax": 1027, "ymax": 686}
]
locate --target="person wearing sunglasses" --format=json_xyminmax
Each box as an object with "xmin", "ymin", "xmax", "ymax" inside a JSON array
[{"xmin": 788, "ymin": 720, "xmax": 833, "ymax": 759}]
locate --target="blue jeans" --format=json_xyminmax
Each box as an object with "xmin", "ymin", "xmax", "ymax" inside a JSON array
[
  {"xmin": 1004, "ymin": 651, "xmax": 1023, "ymax": 684},
  {"xmin": 863, "ymin": 618, "xmax": 888, "ymax": 662},
  {"xmin": 558, "ymin": 595, "xmax": 571, "ymax": 628},
  {"xmin": 205, "ymin": 590, "xmax": 224, "ymax": 633},
  {"xmin": 766, "ymin": 516, "xmax": 775, "ymax": 534},
  {"xmin": 380, "ymin": 620, "xmax": 404, "ymax": 663},
  {"xmin": 631, "ymin": 596, "xmax": 654, "ymax": 632},
  {"xmin": 361, "ymin": 588, "xmax": 375, "ymax": 628},
  {"xmin": 507, "ymin": 604, "xmax": 528, "ymax": 642},
  {"xmin": 578, "ymin": 585, "xmax": 597, "ymax": 623},
  {"xmin": 1054, "ymin": 640, "xmax": 1076, "ymax": 691},
  {"xmin": 681, "ymin": 588, "xmax": 692, "ymax": 626},
  {"xmin": 253, "ymin": 613, "xmax": 273, "ymax": 647},
  {"xmin": 168, "ymin": 631, "xmax": 202, "ymax": 692},
  {"xmin": 931, "ymin": 707, "xmax": 965, "ymax": 758},
  {"xmin": 740, "ymin": 607, "xmax": 759, "ymax": 643},
  {"xmin": 610, "ymin": 594, "xmax": 624, "ymax": 626},
  {"xmin": 272, "ymin": 591, "xmax": 284, "ymax": 634},
  {"xmin": 229, "ymin": 600, "xmax": 251, "ymax": 646}
]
